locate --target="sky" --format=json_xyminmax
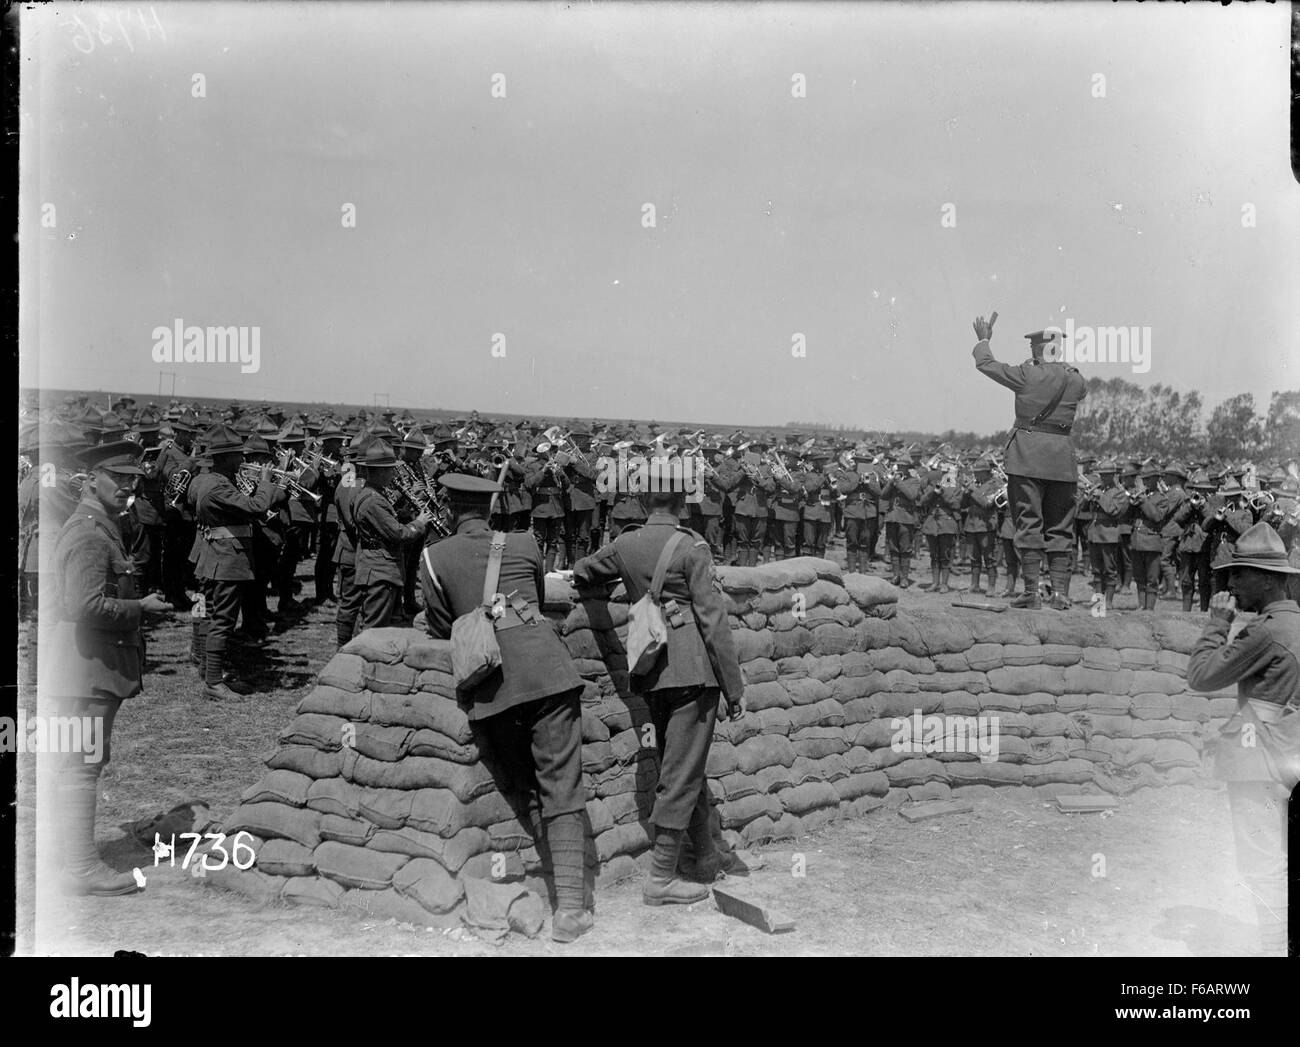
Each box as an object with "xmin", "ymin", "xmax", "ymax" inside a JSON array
[{"xmin": 18, "ymin": 1, "xmax": 1299, "ymax": 432}]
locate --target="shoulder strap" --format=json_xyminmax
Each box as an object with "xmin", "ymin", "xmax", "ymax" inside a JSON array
[
  {"xmin": 648, "ymin": 530, "xmax": 687, "ymax": 602},
  {"xmin": 1031, "ymin": 368, "xmax": 1073, "ymax": 426},
  {"xmin": 481, "ymin": 531, "xmax": 507, "ymax": 608}
]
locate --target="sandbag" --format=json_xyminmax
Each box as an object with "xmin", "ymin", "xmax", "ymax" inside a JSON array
[
  {"xmin": 256, "ymin": 838, "xmax": 316, "ymax": 878},
  {"xmin": 319, "ymin": 813, "xmax": 377, "ymax": 847},
  {"xmin": 313, "ymin": 840, "xmax": 410, "ymax": 890},
  {"xmin": 318, "ymin": 653, "xmax": 367, "ymax": 692},
  {"xmin": 368, "ymin": 825, "xmax": 489, "ymax": 873},
  {"xmin": 266, "ymin": 745, "xmax": 345, "ymax": 780},
  {"xmin": 282, "ymin": 875, "xmax": 345, "ymax": 909},
  {"xmin": 341, "ymin": 628, "xmax": 412, "ymax": 665},
  {"xmin": 279, "ymin": 714, "xmax": 348, "ymax": 752},
  {"xmin": 306, "ymin": 778, "xmax": 362, "ymax": 819},
  {"xmin": 298, "ymin": 685, "xmax": 372, "ymax": 720},
  {"xmin": 225, "ymin": 803, "xmax": 322, "ymax": 850},
  {"xmin": 392, "ymin": 857, "xmax": 466, "ymax": 914}
]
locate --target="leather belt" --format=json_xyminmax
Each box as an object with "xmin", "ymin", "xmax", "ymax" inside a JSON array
[
  {"xmin": 203, "ymin": 524, "xmax": 252, "ymax": 540},
  {"xmin": 535, "ymin": 486, "xmax": 561, "ymax": 495},
  {"xmin": 1013, "ymin": 422, "xmax": 1072, "ymax": 436}
]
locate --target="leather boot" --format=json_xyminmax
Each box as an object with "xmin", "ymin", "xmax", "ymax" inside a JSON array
[
  {"xmin": 61, "ymin": 785, "xmax": 142, "ymax": 896},
  {"xmin": 985, "ymin": 568, "xmax": 997, "ymax": 595},
  {"xmin": 1181, "ymin": 590, "xmax": 1194, "ymax": 612},
  {"xmin": 203, "ymin": 646, "xmax": 250, "ymax": 701},
  {"xmin": 899, "ymin": 556, "xmax": 912, "ymax": 589},
  {"xmin": 1011, "ymin": 551, "xmax": 1042, "ymax": 609},
  {"xmin": 643, "ymin": 827, "xmax": 710, "ymax": 906},
  {"xmin": 937, "ymin": 568, "xmax": 950, "ymax": 595},
  {"xmin": 545, "ymin": 812, "xmax": 592, "ymax": 943},
  {"xmin": 889, "ymin": 555, "xmax": 901, "ymax": 586},
  {"xmin": 968, "ymin": 568, "xmax": 983, "ymax": 595},
  {"xmin": 925, "ymin": 565, "xmax": 939, "ymax": 591},
  {"xmin": 1047, "ymin": 553, "xmax": 1072, "ymax": 610},
  {"xmin": 1104, "ymin": 584, "xmax": 1116, "ymax": 611}
]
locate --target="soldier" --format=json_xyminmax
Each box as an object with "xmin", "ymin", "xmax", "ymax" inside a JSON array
[
  {"xmin": 1207, "ymin": 475, "xmax": 1255, "ymax": 595},
  {"xmin": 419, "ymin": 473, "xmax": 591, "ymax": 943},
  {"xmin": 1172, "ymin": 470, "xmax": 1216, "ymax": 613},
  {"xmin": 127, "ymin": 411, "xmax": 167, "ymax": 596},
  {"xmin": 333, "ymin": 435, "xmax": 370, "ymax": 646},
  {"xmin": 573, "ymin": 481, "xmax": 746, "ymax": 905},
  {"xmin": 1158, "ymin": 462, "xmax": 1189, "ymax": 598},
  {"xmin": 495, "ymin": 439, "xmax": 532, "ymax": 533},
  {"xmin": 1084, "ymin": 460, "xmax": 1129, "ymax": 611},
  {"xmin": 561, "ymin": 429, "xmax": 600, "ymax": 568},
  {"xmin": 347, "ymin": 440, "xmax": 435, "ymax": 634},
  {"xmin": 688, "ymin": 447, "xmax": 729, "ymax": 560},
  {"xmin": 1116, "ymin": 461, "xmax": 1139, "ymax": 593},
  {"xmin": 1128, "ymin": 464, "xmax": 1167, "ymax": 611},
  {"xmin": 880, "ymin": 455, "xmax": 923, "ymax": 588},
  {"xmin": 311, "ymin": 420, "xmax": 347, "ymax": 604},
  {"xmin": 155, "ymin": 412, "xmax": 199, "ymax": 609},
  {"xmin": 799, "ymin": 451, "xmax": 835, "ymax": 561},
  {"xmin": 607, "ymin": 444, "xmax": 648, "ymax": 541},
  {"xmin": 275, "ymin": 424, "xmax": 319, "ymax": 613},
  {"xmin": 730, "ymin": 451, "xmax": 774, "ymax": 567},
  {"xmin": 1187, "ymin": 523, "xmax": 1299, "ymax": 957},
  {"xmin": 838, "ymin": 451, "xmax": 881, "ymax": 575},
  {"xmin": 43, "ymin": 440, "xmax": 172, "ymax": 894},
  {"xmin": 919, "ymin": 468, "xmax": 962, "ymax": 594},
  {"xmin": 961, "ymin": 457, "xmax": 1000, "ymax": 595},
  {"xmin": 190, "ymin": 425, "xmax": 289, "ymax": 698},
  {"xmin": 525, "ymin": 440, "xmax": 569, "ymax": 572},
  {"xmin": 1073, "ymin": 453, "xmax": 1097, "ymax": 579},
  {"xmin": 767, "ymin": 450, "xmax": 802, "ymax": 562},
  {"xmin": 19, "ymin": 420, "xmax": 86, "ymax": 621},
  {"xmin": 239, "ymin": 434, "xmax": 282, "ymax": 639},
  {"xmin": 971, "ymin": 315, "xmax": 1086, "ymax": 610}
]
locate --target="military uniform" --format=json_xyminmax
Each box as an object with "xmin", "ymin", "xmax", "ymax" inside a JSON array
[
  {"xmin": 973, "ymin": 331, "xmax": 1086, "ymax": 608},
  {"xmin": 192, "ymin": 465, "xmax": 287, "ymax": 691},
  {"xmin": 573, "ymin": 510, "xmax": 744, "ymax": 904},
  {"xmin": 838, "ymin": 462, "xmax": 880, "ymax": 575},
  {"xmin": 960, "ymin": 472, "xmax": 999, "ymax": 595},
  {"xmin": 350, "ymin": 482, "xmax": 426, "ymax": 632},
  {"xmin": 730, "ymin": 458, "xmax": 774, "ymax": 567},
  {"xmin": 525, "ymin": 453, "xmax": 568, "ymax": 572},
  {"xmin": 420, "ymin": 481, "xmax": 589, "ymax": 941},
  {"xmin": 689, "ymin": 458, "xmax": 728, "ymax": 560},
  {"xmin": 767, "ymin": 463, "xmax": 802, "ymax": 561},
  {"xmin": 1186, "ymin": 523, "xmax": 1300, "ymax": 956},
  {"xmin": 154, "ymin": 435, "xmax": 197, "ymax": 607},
  {"xmin": 1128, "ymin": 475, "xmax": 1166, "ymax": 611},
  {"xmin": 919, "ymin": 473, "xmax": 962, "ymax": 593},
  {"xmin": 798, "ymin": 462, "xmax": 834, "ymax": 560},
  {"xmin": 1085, "ymin": 471, "xmax": 1130, "ymax": 609},
  {"xmin": 562, "ymin": 444, "xmax": 600, "ymax": 567},
  {"xmin": 880, "ymin": 465, "xmax": 922, "ymax": 587},
  {"xmin": 43, "ymin": 445, "xmax": 157, "ymax": 895}
]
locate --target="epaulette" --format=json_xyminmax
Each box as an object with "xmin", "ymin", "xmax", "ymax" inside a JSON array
[{"xmin": 618, "ymin": 523, "xmax": 642, "ymax": 534}]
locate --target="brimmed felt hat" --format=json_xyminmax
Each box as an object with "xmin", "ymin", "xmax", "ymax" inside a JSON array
[
  {"xmin": 1213, "ymin": 522, "xmax": 1300, "ymax": 574},
  {"xmin": 1162, "ymin": 461, "xmax": 1188, "ymax": 481},
  {"xmin": 203, "ymin": 424, "xmax": 247, "ymax": 455},
  {"xmin": 78, "ymin": 440, "xmax": 146, "ymax": 475},
  {"xmin": 359, "ymin": 440, "xmax": 398, "ymax": 468}
]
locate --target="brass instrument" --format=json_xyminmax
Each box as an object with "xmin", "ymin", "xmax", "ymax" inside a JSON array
[
  {"xmin": 301, "ymin": 443, "xmax": 341, "ymax": 473},
  {"xmin": 491, "ymin": 452, "xmax": 510, "ymax": 470},
  {"xmin": 1157, "ymin": 478, "xmax": 1169, "ymax": 495},
  {"xmin": 240, "ymin": 463, "xmax": 321, "ymax": 505},
  {"xmin": 1077, "ymin": 474, "xmax": 1098, "ymax": 499},
  {"xmin": 1248, "ymin": 490, "xmax": 1275, "ymax": 511},
  {"xmin": 235, "ymin": 471, "xmax": 282, "ymax": 522},
  {"xmin": 612, "ymin": 439, "xmax": 636, "ymax": 453},
  {"xmin": 540, "ymin": 425, "xmax": 591, "ymax": 468},
  {"xmin": 164, "ymin": 468, "xmax": 192, "ymax": 508},
  {"xmin": 765, "ymin": 449, "xmax": 794, "ymax": 484},
  {"xmin": 1188, "ymin": 493, "xmax": 1206, "ymax": 510},
  {"xmin": 389, "ymin": 467, "xmax": 452, "ymax": 537}
]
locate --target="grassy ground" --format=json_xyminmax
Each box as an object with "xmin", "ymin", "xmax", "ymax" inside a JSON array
[{"xmin": 17, "ymin": 542, "xmax": 1255, "ymax": 957}]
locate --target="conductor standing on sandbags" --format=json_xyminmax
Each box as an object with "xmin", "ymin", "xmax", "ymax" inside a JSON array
[
  {"xmin": 573, "ymin": 478, "xmax": 746, "ymax": 906},
  {"xmin": 971, "ymin": 312, "xmax": 1086, "ymax": 610},
  {"xmin": 418, "ymin": 473, "xmax": 593, "ymax": 944}
]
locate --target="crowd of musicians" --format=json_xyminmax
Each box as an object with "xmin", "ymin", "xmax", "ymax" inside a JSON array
[{"xmin": 21, "ymin": 396, "xmax": 1300, "ymax": 658}]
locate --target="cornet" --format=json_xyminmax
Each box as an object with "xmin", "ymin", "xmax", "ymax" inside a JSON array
[
  {"xmin": 240, "ymin": 463, "xmax": 321, "ymax": 504},
  {"xmin": 235, "ymin": 471, "xmax": 282, "ymax": 522},
  {"xmin": 164, "ymin": 469, "xmax": 192, "ymax": 509},
  {"xmin": 300, "ymin": 444, "xmax": 340, "ymax": 473}
]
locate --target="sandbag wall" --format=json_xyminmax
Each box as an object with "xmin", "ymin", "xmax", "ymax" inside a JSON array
[{"xmin": 212, "ymin": 556, "xmax": 1229, "ymax": 925}]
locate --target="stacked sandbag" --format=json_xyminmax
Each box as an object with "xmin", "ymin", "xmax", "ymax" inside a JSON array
[{"xmin": 215, "ymin": 560, "xmax": 1225, "ymax": 918}]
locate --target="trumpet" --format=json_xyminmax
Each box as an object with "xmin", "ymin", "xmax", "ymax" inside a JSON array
[
  {"xmin": 1188, "ymin": 493, "xmax": 1206, "ymax": 510},
  {"xmin": 1248, "ymin": 490, "xmax": 1275, "ymax": 511},
  {"xmin": 164, "ymin": 468, "xmax": 192, "ymax": 509},
  {"xmin": 992, "ymin": 483, "xmax": 1009, "ymax": 510}
]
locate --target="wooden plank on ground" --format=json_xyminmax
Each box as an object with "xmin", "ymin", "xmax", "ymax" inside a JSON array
[
  {"xmin": 950, "ymin": 599, "xmax": 1007, "ymax": 613},
  {"xmin": 1054, "ymin": 794, "xmax": 1120, "ymax": 813},
  {"xmin": 713, "ymin": 886, "xmax": 795, "ymax": 934},
  {"xmin": 898, "ymin": 800, "xmax": 975, "ymax": 823}
]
